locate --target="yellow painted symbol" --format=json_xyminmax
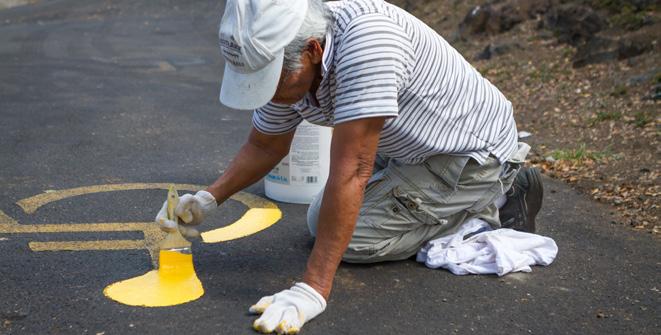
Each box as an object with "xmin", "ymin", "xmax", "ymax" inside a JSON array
[
  {"xmin": 104, "ymin": 185, "xmax": 205, "ymax": 307},
  {"xmin": 0, "ymin": 183, "xmax": 282, "ymax": 267},
  {"xmin": 201, "ymin": 208, "xmax": 282, "ymax": 243},
  {"xmin": 104, "ymin": 249, "xmax": 204, "ymax": 307},
  {"xmin": 0, "ymin": 183, "xmax": 283, "ymax": 307}
]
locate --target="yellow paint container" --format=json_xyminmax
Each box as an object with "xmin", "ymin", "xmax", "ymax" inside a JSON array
[{"xmin": 103, "ymin": 249, "xmax": 204, "ymax": 307}]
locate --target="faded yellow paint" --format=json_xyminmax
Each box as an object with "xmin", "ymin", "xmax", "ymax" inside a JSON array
[
  {"xmin": 0, "ymin": 219, "xmax": 150, "ymax": 233},
  {"xmin": 0, "ymin": 212, "xmax": 166, "ymax": 267},
  {"xmin": 0, "ymin": 183, "xmax": 282, "ymax": 267},
  {"xmin": 16, "ymin": 183, "xmax": 205, "ymax": 214},
  {"xmin": 202, "ymin": 208, "xmax": 282, "ymax": 243},
  {"xmin": 29, "ymin": 240, "xmax": 145, "ymax": 251},
  {"xmin": 103, "ymin": 250, "xmax": 204, "ymax": 307}
]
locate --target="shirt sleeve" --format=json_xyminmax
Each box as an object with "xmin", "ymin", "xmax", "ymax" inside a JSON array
[
  {"xmin": 252, "ymin": 102, "xmax": 303, "ymax": 135},
  {"xmin": 333, "ymin": 14, "xmax": 414, "ymax": 124}
]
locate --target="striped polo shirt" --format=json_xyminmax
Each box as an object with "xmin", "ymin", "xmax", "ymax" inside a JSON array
[{"xmin": 253, "ymin": 0, "xmax": 518, "ymax": 165}]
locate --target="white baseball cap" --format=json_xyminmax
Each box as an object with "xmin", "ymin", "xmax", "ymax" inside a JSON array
[{"xmin": 218, "ymin": 0, "xmax": 309, "ymax": 110}]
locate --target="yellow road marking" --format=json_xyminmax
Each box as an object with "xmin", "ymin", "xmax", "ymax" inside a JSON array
[
  {"xmin": 0, "ymin": 220, "xmax": 149, "ymax": 233},
  {"xmin": 104, "ymin": 250, "xmax": 204, "ymax": 307},
  {"xmin": 16, "ymin": 183, "xmax": 205, "ymax": 214},
  {"xmin": 0, "ymin": 182, "xmax": 282, "ymax": 267},
  {"xmin": 29, "ymin": 240, "xmax": 145, "ymax": 251},
  {"xmin": 201, "ymin": 208, "xmax": 282, "ymax": 243}
]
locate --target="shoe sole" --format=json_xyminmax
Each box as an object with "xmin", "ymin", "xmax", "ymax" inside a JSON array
[{"xmin": 524, "ymin": 167, "xmax": 544, "ymax": 233}]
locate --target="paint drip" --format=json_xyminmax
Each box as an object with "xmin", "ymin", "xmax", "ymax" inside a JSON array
[{"xmin": 103, "ymin": 249, "xmax": 204, "ymax": 307}]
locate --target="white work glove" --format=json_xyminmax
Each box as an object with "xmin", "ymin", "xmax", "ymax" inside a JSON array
[
  {"xmin": 155, "ymin": 190, "xmax": 217, "ymax": 238},
  {"xmin": 249, "ymin": 282, "xmax": 326, "ymax": 334}
]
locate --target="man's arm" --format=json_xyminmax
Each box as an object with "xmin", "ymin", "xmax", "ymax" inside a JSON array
[
  {"xmin": 206, "ymin": 126, "xmax": 295, "ymax": 205},
  {"xmin": 303, "ymin": 117, "xmax": 385, "ymax": 299}
]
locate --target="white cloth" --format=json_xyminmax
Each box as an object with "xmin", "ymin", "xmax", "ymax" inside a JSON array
[{"xmin": 417, "ymin": 218, "xmax": 558, "ymax": 276}]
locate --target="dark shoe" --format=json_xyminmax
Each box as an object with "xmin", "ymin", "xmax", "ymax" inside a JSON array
[{"xmin": 499, "ymin": 167, "xmax": 543, "ymax": 233}]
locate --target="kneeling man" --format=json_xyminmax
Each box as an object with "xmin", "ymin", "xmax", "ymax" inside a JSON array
[{"xmin": 157, "ymin": 0, "xmax": 543, "ymax": 333}]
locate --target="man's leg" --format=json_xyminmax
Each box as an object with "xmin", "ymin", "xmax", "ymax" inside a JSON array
[
  {"xmin": 344, "ymin": 153, "xmax": 514, "ymax": 263},
  {"xmin": 307, "ymin": 144, "xmax": 530, "ymax": 263}
]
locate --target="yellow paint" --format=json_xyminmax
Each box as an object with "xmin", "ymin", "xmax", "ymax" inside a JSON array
[
  {"xmin": 201, "ymin": 208, "xmax": 282, "ymax": 243},
  {"xmin": 0, "ymin": 219, "xmax": 151, "ymax": 233},
  {"xmin": 103, "ymin": 250, "xmax": 204, "ymax": 307},
  {"xmin": 1, "ymin": 183, "xmax": 284, "ymax": 307},
  {"xmin": 29, "ymin": 240, "xmax": 144, "ymax": 251},
  {"xmin": 16, "ymin": 183, "xmax": 205, "ymax": 214},
  {"xmin": 0, "ymin": 211, "xmax": 165, "ymax": 267},
  {"xmin": 1, "ymin": 183, "xmax": 282, "ymax": 267},
  {"xmin": 104, "ymin": 186, "xmax": 204, "ymax": 307}
]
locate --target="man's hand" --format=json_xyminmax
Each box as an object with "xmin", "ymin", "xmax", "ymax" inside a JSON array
[
  {"xmin": 249, "ymin": 282, "xmax": 326, "ymax": 334},
  {"xmin": 155, "ymin": 190, "xmax": 216, "ymax": 238}
]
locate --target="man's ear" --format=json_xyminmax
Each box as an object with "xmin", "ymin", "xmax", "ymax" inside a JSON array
[{"xmin": 306, "ymin": 39, "xmax": 324, "ymax": 64}]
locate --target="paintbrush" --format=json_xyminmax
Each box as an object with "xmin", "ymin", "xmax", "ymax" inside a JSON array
[{"xmin": 160, "ymin": 185, "xmax": 192, "ymax": 253}]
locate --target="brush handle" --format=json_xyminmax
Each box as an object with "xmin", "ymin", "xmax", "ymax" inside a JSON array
[{"xmin": 160, "ymin": 185, "xmax": 192, "ymax": 250}]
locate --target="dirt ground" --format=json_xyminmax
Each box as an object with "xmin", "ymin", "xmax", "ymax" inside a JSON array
[{"xmin": 392, "ymin": 0, "xmax": 660, "ymax": 234}]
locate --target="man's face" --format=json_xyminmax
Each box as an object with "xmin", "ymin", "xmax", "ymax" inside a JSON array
[
  {"xmin": 271, "ymin": 64, "xmax": 318, "ymax": 105},
  {"xmin": 271, "ymin": 39, "xmax": 324, "ymax": 105}
]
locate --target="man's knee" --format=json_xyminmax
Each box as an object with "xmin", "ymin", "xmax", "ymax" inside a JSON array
[{"xmin": 341, "ymin": 241, "xmax": 420, "ymax": 264}]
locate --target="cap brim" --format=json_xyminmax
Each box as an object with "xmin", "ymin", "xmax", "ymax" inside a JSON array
[{"xmin": 219, "ymin": 50, "xmax": 283, "ymax": 110}]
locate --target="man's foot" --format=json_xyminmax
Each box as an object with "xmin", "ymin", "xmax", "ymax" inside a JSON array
[{"xmin": 499, "ymin": 167, "xmax": 543, "ymax": 233}]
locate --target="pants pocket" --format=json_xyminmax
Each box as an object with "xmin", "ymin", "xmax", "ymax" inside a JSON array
[
  {"xmin": 392, "ymin": 187, "xmax": 444, "ymax": 225},
  {"xmin": 361, "ymin": 186, "xmax": 442, "ymax": 238},
  {"xmin": 466, "ymin": 162, "xmax": 519, "ymax": 214},
  {"xmin": 423, "ymin": 155, "xmax": 471, "ymax": 191}
]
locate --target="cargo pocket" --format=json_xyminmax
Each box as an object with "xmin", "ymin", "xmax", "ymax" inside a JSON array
[
  {"xmin": 392, "ymin": 187, "xmax": 444, "ymax": 225},
  {"xmin": 424, "ymin": 155, "xmax": 470, "ymax": 191},
  {"xmin": 361, "ymin": 185, "xmax": 442, "ymax": 239},
  {"xmin": 466, "ymin": 162, "xmax": 519, "ymax": 214},
  {"xmin": 420, "ymin": 154, "xmax": 471, "ymax": 204}
]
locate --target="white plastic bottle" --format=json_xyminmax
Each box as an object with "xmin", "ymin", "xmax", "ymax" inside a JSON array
[{"xmin": 265, "ymin": 120, "xmax": 332, "ymax": 204}]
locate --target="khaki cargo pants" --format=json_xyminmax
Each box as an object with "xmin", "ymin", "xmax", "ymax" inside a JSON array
[{"xmin": 307, "ymin": 143, "xmax": 530, "ymax": 263}]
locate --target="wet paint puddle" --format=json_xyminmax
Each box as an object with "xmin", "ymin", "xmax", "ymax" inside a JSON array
[{"xmin": 104, "ymin": 250, "xmax": 204, "ymax": 307}]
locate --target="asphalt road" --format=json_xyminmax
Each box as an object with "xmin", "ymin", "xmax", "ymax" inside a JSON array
[{"xmin": 0, "ymin": 1, "xmax": 659, "ymax": 334}]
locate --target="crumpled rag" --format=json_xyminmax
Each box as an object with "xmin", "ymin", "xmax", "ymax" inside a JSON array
[{"xmin": 416, "ymin": 218, "xmax": 558, "ymax": 276}]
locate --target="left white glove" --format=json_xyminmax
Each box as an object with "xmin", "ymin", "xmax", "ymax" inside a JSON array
[
  {"xmin": 155, "ymin": 190, "xmax": 217, "ymax": 238},
  {"xmin": 249, "ymin": 282, "xmax": 326, "ymax": 334}
]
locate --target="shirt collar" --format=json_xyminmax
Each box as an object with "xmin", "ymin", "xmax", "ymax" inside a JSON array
[{"xmin": 321, "ymin": 30, "xmax": 334, "ymax": 76}]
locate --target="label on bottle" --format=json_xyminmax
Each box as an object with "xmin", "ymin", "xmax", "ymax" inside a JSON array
[
  {"xmin": 266, "ymin": 124, "xmax": 321, "ymax": 185},
  {"xmin": 266, "ymin": 161, "xmax": 290, "ymax": 185},
  {"xmin": 289, "ymin": 125, "xmax": 321, "ymax": 185}
]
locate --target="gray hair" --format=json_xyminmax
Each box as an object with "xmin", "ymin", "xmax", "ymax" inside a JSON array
[{"xmin": 283, "ymin": 0, "xmax": 331, "ymax": 71}]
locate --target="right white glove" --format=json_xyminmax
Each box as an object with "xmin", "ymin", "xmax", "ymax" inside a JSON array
[
  {"xmin": 249, "ymin": 282, "xmax": 327, "ymax": 334},
  {"xmin": 155, "ymin": 190, "xmax": 217, "ymax": 238}
]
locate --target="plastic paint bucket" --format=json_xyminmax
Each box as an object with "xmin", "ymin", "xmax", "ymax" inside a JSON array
[{"xmin": 265, "ymin": 120, "xmax": 331, "ymax": 204}]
